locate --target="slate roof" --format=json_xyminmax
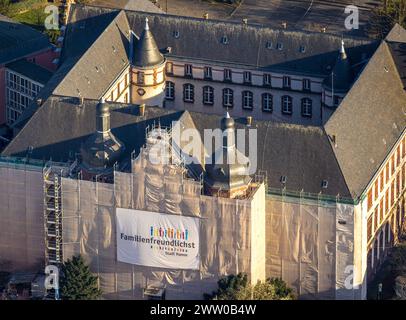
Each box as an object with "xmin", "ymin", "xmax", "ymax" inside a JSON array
[
  {"xmin": 0, "ymin": 14, "xmax": 51, "ymax": 65},
  {"xmin": 185, "ymin": 112, "xmax": 351, "ymax": 198},
  {"xmin": 325, "ymin": 40, "xmax": 406, "ymax": 198},
  {"xmin": 6, "ymin": 59, "xmax": 53, "ymax": 84},
  {"xmin": 12, "ymin": 4, "xmax": 379, "ymax": 128},
  {"xmin": 124, "ymin": 0, "xmax": 164, "ymax": 13},
  {"xmin": 2, "ymin": 95, "xmax": 351, "ymax": 198},
  {"xmin": 2, "ymin": 96, "xmax": 183, "ymax": 163},
  {"xmin": 123, "ymin": 7, "xmax": 377, "ymax": 75},
  {"xmin": 132, "ymin": 18, "xmax": 165, "ymax": 68}
]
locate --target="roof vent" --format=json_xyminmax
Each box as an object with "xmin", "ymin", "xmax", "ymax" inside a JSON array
[
  {"xmin": 242, "ymin": 18, "xmax": 248, "ymax": 25},
  {"xmin": 166, "ymin": 46, "xmax": 172, "ymax": 54},
  {"xmin": 203, "ymin": 13, "xmax": 209, "ymax": 19},
  {"xmin": 280, "ymin": 176, "xmax": 287, "ymax": 184},
  {"xmin": 173, "ymin": 30, "xmax": 180, "ymax": 39},
  {"xmin": 321, "ymin": 27, "xmax": 327, "ymax": 33},
  {"xmin": 221, "ymin": 36, "xmax": 229, "ymax": 45},
  {"xmin": 384, "ymin": 66, "xmax": 389, "ymax": 73},
  {"xmin": 36, "ymin": 98, "xmax": 43, "ymax": 106},
  {"xmin": 281, "ymin": 22, "xmax": 287, "ymax": 29},
  {"xmin": 246, "ymin": 116, "xmax": 253, "ymax": 126},
  {"xmin": 112, "ymin": 45, "xmax": 116, "ymax": 53},
  {"xmin": 321, "ymin": 180, "xmax": 328, "ymax": 189}
]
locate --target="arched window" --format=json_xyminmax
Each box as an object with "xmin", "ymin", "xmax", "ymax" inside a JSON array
[
  {"xmin": 223, "ymin": 88, "xmax": 233, "ymax": 108},
  {"xmin": 242, "ymin": 91, "xmax": 253, "ymax": 110},
  {"xmin": 203, "ymin": 86, "xmax": 214, "ymax": 105},
  {"xmin": 262, "ymin": 93, "xmax": 273, "ymax": 112},
  {"xmin": 165, "ymin": 81, "xmax": 175, "ymax": 100},
  {"xmin": 281, "ymin": 95, "xmax": 292, "ymax": 114},
  {"xmin": 301, "ymin": 98, "xmax": 312, "ymax": 117},
  {"xmin": 183, "ymin": 83, "xmax": 194, "ymax": 103}
]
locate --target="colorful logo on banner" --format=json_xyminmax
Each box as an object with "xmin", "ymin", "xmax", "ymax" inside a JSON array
[{"xmin": 150, "ymin": 226, "xmax": 189, "ymax": 241}]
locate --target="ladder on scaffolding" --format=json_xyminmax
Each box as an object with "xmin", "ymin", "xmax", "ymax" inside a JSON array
[{"xmin": 43, "ymin": 166, "xmax": 63, "ymax": 299}]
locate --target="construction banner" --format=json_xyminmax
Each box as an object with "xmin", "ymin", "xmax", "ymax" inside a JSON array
[{"xmin": 116, "ymin": 208, "xmax": 200, "ymax": 270}]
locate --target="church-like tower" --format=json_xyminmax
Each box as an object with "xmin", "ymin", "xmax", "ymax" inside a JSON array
[{"xmin": 130, "ymin": 18, "xmax": 166, "ymax": 107}]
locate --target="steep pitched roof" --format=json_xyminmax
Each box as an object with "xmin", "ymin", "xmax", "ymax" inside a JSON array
[
  {"xmin": 385, "ymin": 23, "xmax": 406, "ymax": 43},
  {"xmin": 0, "ymin": 14, "xmax": 51, "ymax": 65},
  {"xmin": 2, "ymin": 96, "xmax": 183, "ymax": 163},
  {"xmin": 324, "ymin": 40, "xmax": 406, "ymax": 199},
  {"xmin": 132, "ymin": 17, "xmax": 165, "ymax": 68},
  {"xmin": 184, "ymin": 112, "xmax": 350, "ymax": 198},
  {"xmin": 124, "ymin": 8, "xmax": 377, "ymax": 75},
  {"xmin": 3, "ymin": 95, "xmax": 350, "ymax": 198},
  {"xmin": 53, "ymin": 10, "xmax": 130, "ymax": 99}
]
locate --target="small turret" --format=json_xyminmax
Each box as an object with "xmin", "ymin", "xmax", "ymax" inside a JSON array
[
  {"xmin": 324, "ymin": 40, "xmax": 352, "ymax": 94},
  {"xmin": 205, "ymin": 113, "xmax": 251, "ymax": 198},
  {"xmin": 130, "ymin": 18, "xmax": 166, "ymax": 107},
  {"xmin": 80, "ymin": 99, "xmax": 125, "ymax": 174}
]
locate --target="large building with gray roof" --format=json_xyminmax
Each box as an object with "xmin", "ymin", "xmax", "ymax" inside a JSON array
[{"xmin": 0, "ymin": 3, "xmax": 405, "ymax": 300}]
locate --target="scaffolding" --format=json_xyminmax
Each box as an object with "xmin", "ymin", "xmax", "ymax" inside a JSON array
[{"xmin": 43, "ymin": 162, "xmax": 73, "ymax": 266}]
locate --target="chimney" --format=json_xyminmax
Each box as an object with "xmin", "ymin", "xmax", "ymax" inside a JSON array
[
  {"xmin": 139, "ymin": 104, "xmax": 146, "ymax": 116},
  {"xmin": 246, "ymin": 116, "xmax": 253, "ymax": 127}
]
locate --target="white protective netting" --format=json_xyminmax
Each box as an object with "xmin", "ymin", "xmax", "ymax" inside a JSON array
[
  {"xmin": 266, "ymin": 195, "xmax": 355, "ymax": 300},
  {"xmin": 61, "ymin": 138, "xmax": 265, "ymax": 299},
  {"xmin": 0, "ymin": 165, "xmax": 45, "ymax": 272}
]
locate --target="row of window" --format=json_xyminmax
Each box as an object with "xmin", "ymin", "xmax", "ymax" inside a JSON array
[
  {"xmin": 166, "ymin": 63, "xmax": 312, "ymax": 91},
  {"xmin": 367, "ymin": 138, "xmax": 406, "ymax": 212},
  {"xmin": 165, "ymin": 82, "xmax": 313, "ymax": 116},
  {"xmin": 6, "ymin": 71, "xmax": 41, "ymax": 97},
  {"xmin": 368, "ymin": 201, "xmax": 405, "ymax": 270},
  {"xmin": 6, "ymin": 88, "xmax": 29, "ymax": 124}
]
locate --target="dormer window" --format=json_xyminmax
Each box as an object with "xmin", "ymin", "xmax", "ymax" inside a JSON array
[
  {"xmin": 173, "ymin": 30, "xmax": 180, "ymax": 39},
  {"xmin": 299, "ymin": 45, "xmax": 306, "ymax": 53},
  {"xmin": 276, "ymin": 43, "xmax": 283, "ymax": 50},
  {"xmin": 322, "ymin": 180, "xmax": 329, "ymax": 189},
  {"xmin": 280, "ymin": 176, "xmax": 287, "ymax": 184},
  {"xmin": 204, "ymin": 66, "xmax": 212, "ymax": 79},
  {"xmin": 221, "ymin": 36, "xmax": 229, "ymax": 45}
]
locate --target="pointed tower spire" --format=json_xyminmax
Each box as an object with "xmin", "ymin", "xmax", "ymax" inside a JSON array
[
  {"xmin": 340, "ymin": 39, "xmax": 347, "ymax": 60},
  {"xmin": 131, "ymin": 17, "xmax": 164, "ymax": 68}
]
